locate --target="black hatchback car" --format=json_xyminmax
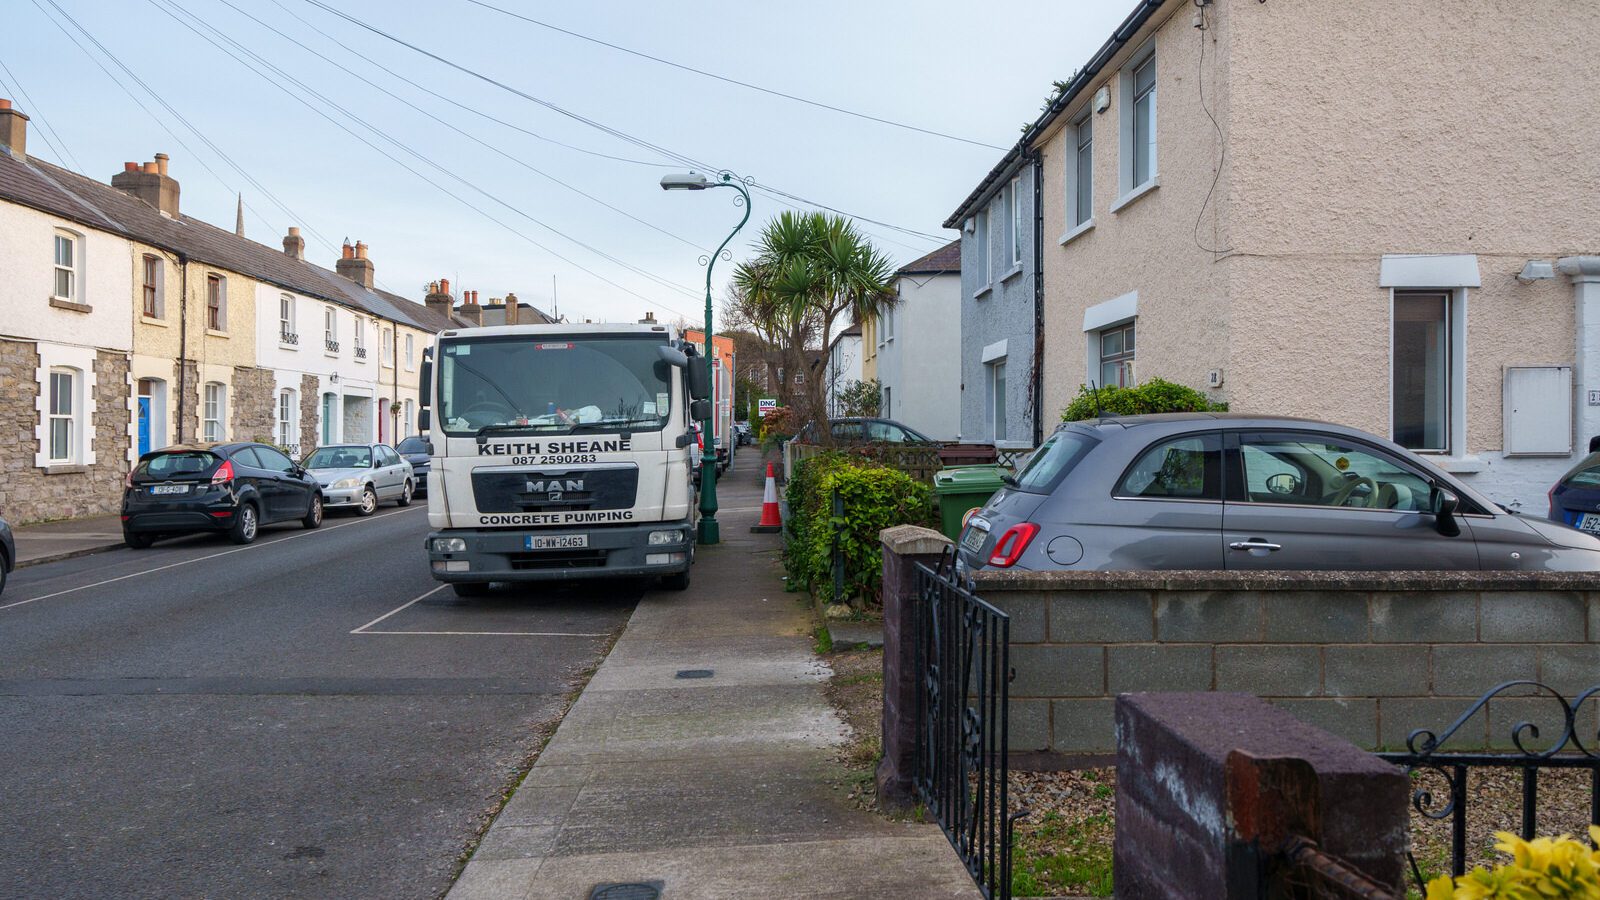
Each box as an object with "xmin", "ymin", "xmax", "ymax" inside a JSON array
[
  {"xmin": 396, "ymin": 435, "xmax": 431, "ymax": 498},
  {"xmin": 122, "ymin": 443, "xmax": 324, "ymax": 547}
]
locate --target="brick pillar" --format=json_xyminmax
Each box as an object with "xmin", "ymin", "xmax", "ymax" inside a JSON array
[
  {"xmin": 1114, "ymin": 693, "xmax": 1408, "ymax": 898},
  {"xmin": 874, "ymin": 524, "xmax": 952, "ymax": 812}
]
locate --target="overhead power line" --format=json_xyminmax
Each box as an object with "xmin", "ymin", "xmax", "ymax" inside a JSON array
[
  {"xmin": 154, "ymin": 0, "xmax": 697, "ymax": 317},
  {"xmin": 458, "ymin": 0, "xmax": 1007, "ymax": 152},
  {"xmin": 0, "ymin": 51, "xmax": 84, "ymax": 172}
]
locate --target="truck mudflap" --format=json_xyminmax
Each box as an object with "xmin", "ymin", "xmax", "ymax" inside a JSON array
[{"xmin": 425, "ymin": 519, "xmax": 693, "ymax": 583}]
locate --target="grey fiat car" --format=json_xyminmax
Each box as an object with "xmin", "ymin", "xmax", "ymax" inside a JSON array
[{"xmin": 959, "ymin": 413, "xmax": 1600, "ymax": 572}]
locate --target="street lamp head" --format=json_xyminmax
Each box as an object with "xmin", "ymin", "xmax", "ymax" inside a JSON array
[{"xmin": 660, "ymin": 172, "xmax": 711, "ymax": 191}]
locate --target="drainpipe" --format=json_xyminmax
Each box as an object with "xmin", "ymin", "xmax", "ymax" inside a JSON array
[
  {"xmin": 1030, "ymin": 149, "xmax": 1046, "ymax": 449},
  {"xmin": 1559, "ymin": 256, "xmax": 1600, "ymax": 449},
  {"xmin": 175, "ymin": 251, "xmax": 189, "ymax": 442}
]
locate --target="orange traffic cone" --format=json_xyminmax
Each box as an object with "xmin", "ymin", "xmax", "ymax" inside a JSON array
[{"xmin": 752, "ymin": 462, "xmax": 783, "ymax": 533}]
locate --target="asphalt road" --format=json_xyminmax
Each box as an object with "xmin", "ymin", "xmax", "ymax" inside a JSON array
[{"xmin": 0, "ymin": 504, "xmax": 639, "ymax": 899}]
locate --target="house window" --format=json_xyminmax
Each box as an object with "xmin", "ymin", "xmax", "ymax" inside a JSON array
[
  {"xmin": 325, "ymin": 307, "xmax": 338, "ymax": 352},
  {"xmin": 321, "ymin": 392, "xmax": 337, "ymax": 444},
  {"xmin": 382, "ymin": 328, "xmax": 393, "ymax": 365},
  {"xmin": 403, "ymin": 399, "xmax": 415, "ymax": 436},
  {"xmin": 53, "ymin": 230, "xmax": 80, "ymax": 302},
  {"xmin": 1100, "ymin": 322, "xmax": 1136, "ymax": 388},
  {"xmin": 1008, "ymin": 176, "xmax": 1023, "ymax": 267},
  {"xmin": 203, "ymin": 382, "xmax": 226, "ymax": 442},
  {"xmin": 1122, "ymin": 48, "xmax": 1158, "ymax": 194},
  {"xmin": 1393, "ymin": 291, "xmax": 1451, "ymax": 453},
  {"xmin": 205, "ymin": 274, "xmax": 226, "ymax": 331},
  {"xmin": 142, "ymin": 255, "xmax": 162, "ymax": 318},
  {"xmin": 355, "ymin": 318, "xmax": 367, "ymax": 359},
  {"xmin": 1069, "ymin": 114, "xmax": 1093, "ymax": 228},
  {"xmin": 882, "ymin": 307, "xmax": 894, "ymax": 342},
  {"xmin": 47, "ymin": 368, "xmax": 78, "ymax": 462},
  {"xmin": 882, "ymin": 385, "xmax": 891, "ymax": 418},
  {"xmin": 404, "ymin": 334, "xmax": 414, "ymax": 370},
  {"xmin": 988, "ymin": 360, "xmax": 1008, "ymax": 442},
  {"xmin": 974, "ymin": 211, "xmax": 990, "ymax": 286},
  {"xmin": 277, "ymin": 389, "xmax": 296, "ymax": 449}
]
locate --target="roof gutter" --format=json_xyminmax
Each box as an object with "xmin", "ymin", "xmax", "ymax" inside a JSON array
[{"xmin": 942, "ymin": 0, "xmax": 1167, "ymax": 229}]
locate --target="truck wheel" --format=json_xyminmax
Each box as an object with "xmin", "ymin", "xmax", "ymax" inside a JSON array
[
  {"xmin": 452, "ymin": 582, "xmax": 490, "ymax": 598},
  {"xmin": 660, "ymin": 569, "xmax": 690, "ymax": 591}
]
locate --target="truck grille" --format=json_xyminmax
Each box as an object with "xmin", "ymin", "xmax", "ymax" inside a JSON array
[
  {"xmin": 472, "ymin": 466, "xmax": 639, "ymax": 513},
  {"xmin": 507, "ymin": 550, "xmax": 608, "ymax": 570}
]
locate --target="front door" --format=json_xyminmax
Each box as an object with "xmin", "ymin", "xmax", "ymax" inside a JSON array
[
  {"xmin": 1222, "ymin": 431, "xmax": 1478, "ymax": 570},
  {"xmin": 137, "ymin": 396, "xmax": 152, "ymax": 456}
]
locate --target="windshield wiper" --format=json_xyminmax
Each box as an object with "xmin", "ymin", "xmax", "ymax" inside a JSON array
[{"xmin": 475, "ymin": 422, "xmax": 556, "ymax": 443}]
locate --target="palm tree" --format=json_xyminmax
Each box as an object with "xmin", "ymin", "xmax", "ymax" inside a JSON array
[{"xmin": 733, "ymin": 211, "xmax": 897, "ymax": 444}]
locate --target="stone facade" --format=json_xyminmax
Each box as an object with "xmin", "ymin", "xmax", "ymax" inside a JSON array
[
  {"xmin": 175, "ymin": 360, "xmax": 199, "ymax": 445},
  {"xmin": 299, "ymin": 374, "xmax": 320, "ymax": 455},
  {"xmin": 0, "ymin": 340, "xmax": 131, "ymax": 523},
  {"xmin": 230, "ymin": 365, "xmax": 275, "ymax": 445}
]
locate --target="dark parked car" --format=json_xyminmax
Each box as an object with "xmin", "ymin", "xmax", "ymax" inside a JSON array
[
  {"xmin": 122, "ymin": 443, "xmax": 324, "ymax": 547},
  {"xmin": 0, "ymin": 514, "xmax": 13, "ymax": 597},
  {"xmin": 959, "ymin": 413, "xmax": 1600, "ymax": 573},
  {"xmin": 397, "ymin": 435, "xmax": 431, "ymax": 497},
  {"xmin": 1548, "ymin": 451, "xmax": 1600, "ymax": 534},
  {"xmin": 796, "ymin": 417, "xmax": 935, "ymax": 445}
]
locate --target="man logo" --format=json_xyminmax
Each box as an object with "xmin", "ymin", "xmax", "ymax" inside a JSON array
[{"xmin": 525, "ymin": 479, "xmax": 584, "ymax": 496}]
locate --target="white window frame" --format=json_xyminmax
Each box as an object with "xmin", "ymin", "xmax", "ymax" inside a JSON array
[
  {"xmin": 404, "ymin": 333, "xmax": 415, "ymax": 370},
  {"xmin": 1064, "ymin": 111, "xmax": 1095, "ymax": 237},
  {"xmin": 1097, "ymin": 321, "xmax": 1137, "ymax": 388},
  {"xmin": 1008, "ymin": 175, "xmax": 1023, "ymax": 268},
  {"xmin": 279, "ymin": 294, "xmax": 296, "ymax": 346},
  {"xmin": 973, "ymin": 211, "xmax": 991, "ymax": 289},
  {"xmin": 47, "ymin": 367, "xmax": 78, "ymax": 463},
  {"xmin": 1389, "ymin": 288, "xmax": 1467, "ymax": 457},
  {"xmin": 277, "ymin": 388, "xmax": 296, "ymax": 450},
  {"xmin": 987, "ymin": 358, "xmax": 1008, "ymax": 442},
  {"xmin": 403, "ymin": 398, "xmax": 415, "ymax": 437},
  {"xmin": 1117, "ymin": 40, "xmax": 1159, "ymax": 205},
  {"xmin": 354, "ymin": 317, "xmax": 367, "ymax": 361},
  {"xmin": 203, "ymin": 382, "xmax": 226, "ymax": 442},
  {"xmin": 53, "ymin": 229, "xmax": 82, "ymax": 303},
  {"xmin": 321, "ymin": 392, "xmax": 338, "ymax": 445},
  {"xmin": 325, "ymin": 306, "xmax": 338, "ymax": 354},
  {"xmin": 382, "ymin": 328, "xmax": 394, "ymax": 365}
]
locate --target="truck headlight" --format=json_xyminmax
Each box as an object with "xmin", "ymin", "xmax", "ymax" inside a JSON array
[
  {"xmin": 648, "ymin": 529, "xmax": 684, "ymax": 545},
  {"xmin": 432, "ymin": 537, "xmax": 467, "ymax": 553}
]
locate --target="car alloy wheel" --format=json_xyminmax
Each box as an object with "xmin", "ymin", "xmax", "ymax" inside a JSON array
[
  {"xmin": 230, "ymin": 503, "xmax": 258, "ymax": 545},
  {"xmin": 359, "ymin": 486, "xmax": 377, "ymax": 516},
  {"xmin": 396, "ymin": 480, "xmax": 413, "ymax": 507},
  {"xmin": 303, "ymin": 494, "xmax": 323, "ymax": 529}
]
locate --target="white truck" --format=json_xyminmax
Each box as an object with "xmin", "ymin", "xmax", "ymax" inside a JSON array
[{"xmin": 420, "ymin": 322, "xmax": 710, "ymax": 596}]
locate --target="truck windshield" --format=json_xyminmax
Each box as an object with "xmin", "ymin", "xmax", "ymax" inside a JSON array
[{"xmin": 437, "ymin": 335, "xmax": 673, "ymax": 436}]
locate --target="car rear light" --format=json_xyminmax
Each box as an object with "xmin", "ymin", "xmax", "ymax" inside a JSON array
[
  {"xmin": 988, "ymin": 523, "xmax": 1040, "ymax": 568},
  {"xmin": 211, "ymin": 460, "xmax": 235, "ymax": 485},
  {"xmin": 124, "ymin": 469, "xmax": 134, "ymax": 488}
]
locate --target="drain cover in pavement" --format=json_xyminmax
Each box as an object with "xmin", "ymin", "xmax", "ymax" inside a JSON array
[
  {"xmin": 590, "ymin": 882, "xmax": 662, "ymax": 900},
  {"xmin": 674, "ymin": 669, "xmax": 713, "ymax": 679}
]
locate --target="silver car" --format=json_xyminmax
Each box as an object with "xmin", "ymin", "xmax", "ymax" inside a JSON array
[
  {"xmin": 958, "ymin": 413, "xmax": 1600, "ymax": 572},
  {"xmin": 302, "ymin": 443, "xmax": 415, "ymax": 516}
]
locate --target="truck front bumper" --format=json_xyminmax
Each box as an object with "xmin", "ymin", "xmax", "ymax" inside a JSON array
[{"xmin": 425, "ymin": 520, "xmax": 693, "ymax": 583}]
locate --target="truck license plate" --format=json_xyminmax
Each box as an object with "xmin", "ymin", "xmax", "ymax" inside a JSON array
[
  {"xmin": 526, "ymin": 534, "xmax": 588, "ymax": 550},
  {"xmin": 149, "ymin": 484, "xmax": 188, "ymax": 495},
  {"xmin": 1580, "ymin": 514, "xmax": 1600, "ymax": 535}
]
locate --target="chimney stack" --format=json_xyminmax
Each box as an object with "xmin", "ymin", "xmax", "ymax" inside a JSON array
[
  {"xmin": 638, "ymin": 311, "xmax": 657, "ymax": 325},
  {"xmin": 456, "ymin": 289, "xmax": 482, "ymax": 327},
  {"xmin": 504, "ymin": 291, "xmax": 521, "ymax": 326},
  {"xmin": 111, "ymin": 153, "xmax": 181, "ymax": 216},
  {"xmin": 425, "ymin": 278, "xmax": 453, "ymax": 320},
  {"xmin": 0, "ymin": 99, "xmax": 27, "ymax": 161},
  {"xmin": 336, "ymin": 239, "xmax": 375, "ymax": 288},
  {"xmin": 283, "ymin": 226, "xmax": 305, "ymax": 259}
]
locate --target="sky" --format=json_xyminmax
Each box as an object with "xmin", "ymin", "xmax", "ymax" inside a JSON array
[{"xmin": 2, "ymin": 0, "xmax": 1132, "ymax": 324}]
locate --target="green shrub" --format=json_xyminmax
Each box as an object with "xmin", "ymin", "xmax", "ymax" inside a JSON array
[
  {"xmin": 783, "ymin": 453, "xmax": 934, "ymax": 605},
  {"xmin": 1060, "ymin": 378, "xmax": 1226, "ymax": 422}
]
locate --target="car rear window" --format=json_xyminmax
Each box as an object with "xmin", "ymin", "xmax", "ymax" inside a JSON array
[
  {"xmin": 137, "ymin": 451, "xmax": 219, "ymax": 480},
  {"xmin": 1013, "ymin": 430, "xmax": 1099, "ymax": 493}
]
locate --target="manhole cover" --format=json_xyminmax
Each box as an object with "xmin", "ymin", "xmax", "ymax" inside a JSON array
[
  {"xmin": 590, "ymin": 882, "xmax": 662, "ymax": 900},
  {"xmin": 674, "ymin": 669, "xmax": 713, "ymax": 679}
]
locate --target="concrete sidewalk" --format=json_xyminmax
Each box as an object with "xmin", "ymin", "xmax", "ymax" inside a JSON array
[
  {"xmin": 11, "ymin": 513, "xmax": 126, "ymax": 567},
  {"xmin": 448, "ymin": 461, "xmax": 979, "ymax": 900}
]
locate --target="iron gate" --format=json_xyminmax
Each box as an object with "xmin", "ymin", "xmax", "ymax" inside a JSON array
[{"xmin": 913, "ymin": 549, "xmax": 1017, "ymax": 899}]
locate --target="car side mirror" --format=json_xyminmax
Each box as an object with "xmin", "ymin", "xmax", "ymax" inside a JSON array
[{"xmin": 1432, "ymin": 487, "xmax": 1461, "ymax": 537}]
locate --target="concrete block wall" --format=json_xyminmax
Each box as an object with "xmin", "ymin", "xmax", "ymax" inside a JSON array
[{"xmin": 972, "ymin": 570, "xmax": 1600, "ymax": 761}]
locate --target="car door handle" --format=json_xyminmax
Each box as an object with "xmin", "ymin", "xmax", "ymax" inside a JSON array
[{"xmin": 1229, "ymin": 540, "xmax": 1283, "ymax": 552}]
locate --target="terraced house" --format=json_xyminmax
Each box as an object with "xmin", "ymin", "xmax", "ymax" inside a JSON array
[{"xmin": 0, "ymin": 98, "xmax": 470, "ymax": 524}]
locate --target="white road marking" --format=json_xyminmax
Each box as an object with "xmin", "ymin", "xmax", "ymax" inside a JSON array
[
  {"xmin": 356, "ymin": 630, "xmax": 610, "ymax": 637},
  {"xmin": 349, "ymin": 584, "xmax": 446, "ymax": 634},
  {"xmin": 0, "ymin": 507, "xmax": 425, "ymax": 613}
]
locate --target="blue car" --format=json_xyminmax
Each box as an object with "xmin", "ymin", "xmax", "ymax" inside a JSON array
[{"xmin": 1549, "ymin": 451, "xmax": 1600, "ymax": 534}]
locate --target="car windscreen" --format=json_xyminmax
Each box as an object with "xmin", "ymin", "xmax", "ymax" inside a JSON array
[
  {"xmin": 1561, "ymin": 452, "xmax": 1600, "ymax": 488},
  {"xmin": 135, "ymin": 451, "xmax": 220, "ymax": 481},
  {"xmin": 397, "ymin": 437, "xmax": 427, "ymax": 454},
  {"xmin": 1012, "ymin": 430, "xmax": 1099, "ymax": 493},
  {"xmin": 437, "ymin": 335, "xmax": 672, "ymax": 437},
  {"xmin": 305, "ymin": 447, "xmax": 371, "ymax": 469}
]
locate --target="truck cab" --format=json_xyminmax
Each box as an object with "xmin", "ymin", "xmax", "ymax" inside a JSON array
[{"xmin": 421, "ymin": 322, "xmax": 708, "ymax": 596}]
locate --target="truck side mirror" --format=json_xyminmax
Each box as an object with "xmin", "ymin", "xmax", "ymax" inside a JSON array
[
  {"xmin": 418, "ymin": 357, "xmax": 433, "ymax": 408},
  {"xmin": 690, "ymin": 399, "xmax": 712, "ymax": 421},
  {"xmin": 418, "ymin": 408, "xmax": 431, "ymax": 433},
  {"xmin": 686, "ymin": 359, "xmax": 711, "ymax": 401}
]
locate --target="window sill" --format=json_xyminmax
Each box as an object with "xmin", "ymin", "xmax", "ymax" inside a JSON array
[
  {"xmin": 279, "ymin": 341, "xmax": 299, "ymax": 351},
  {"xmin": 49, "ymin": 297, "xmax": 92, "ymax": 314},
  {"xmin": 324, "ymin": 351, "xmax": 340, "ymax": 359},
  {"xmin": 42, "ymin": 463, "xmax": 88, "ymax": 475},
  {"xmin": 1058, "ymin": 218, "xmax": 1095, "ymax": 246},
  {"xmin": 140, "ymin": 315, "xmax": 167, "ymax": 327},
  {"xmin": 973, "ymin": 285, "xmax": 994, "ymax": 302},
  {"xmin": 1000, "ymin": 264, "xmax": 1025, "ymax": 284},
  {"xmin": 1422, "ymin": 454, "xmax": 1486, "ymax": 474},
  {"xmin": 1110, "ymin": 177, "xmax": 1160, "ymax": 214},
  {"xmin": 206, "ymin": 329, "xmax": 229, "ymax": 339}
]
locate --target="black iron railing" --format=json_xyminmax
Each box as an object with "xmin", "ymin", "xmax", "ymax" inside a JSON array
[
  {"xmin": 355, "ymin": 346, "xmax": 367, "ymax": 359},
  {"xmin": 913, "ymin": 549, "xmax": 1018, "ymax": 900},
  {"xmin": 325, "ymin": 339, "xmax": 340, "ymax": 353},
  {"xmin": 280, "ymin": 329, "xmax": 298, "ymax": 345},
  {"xmin": 1378, "ymin": 680, "xmax": 1600, "ymax": 892}
]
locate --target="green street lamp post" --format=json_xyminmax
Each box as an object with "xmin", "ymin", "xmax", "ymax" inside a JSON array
[{"xmin": 661, "ymin": 171, "xmax": 751, "ymax": 545}]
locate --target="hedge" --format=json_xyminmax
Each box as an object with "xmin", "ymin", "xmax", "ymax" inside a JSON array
[
  {"xmin": 1060, "ymin": 378, "xmax": 1226, "ymax": 422},
  {"xmin": 783, "ymin": 452, "xmax": 935, "ymax": 606}
]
